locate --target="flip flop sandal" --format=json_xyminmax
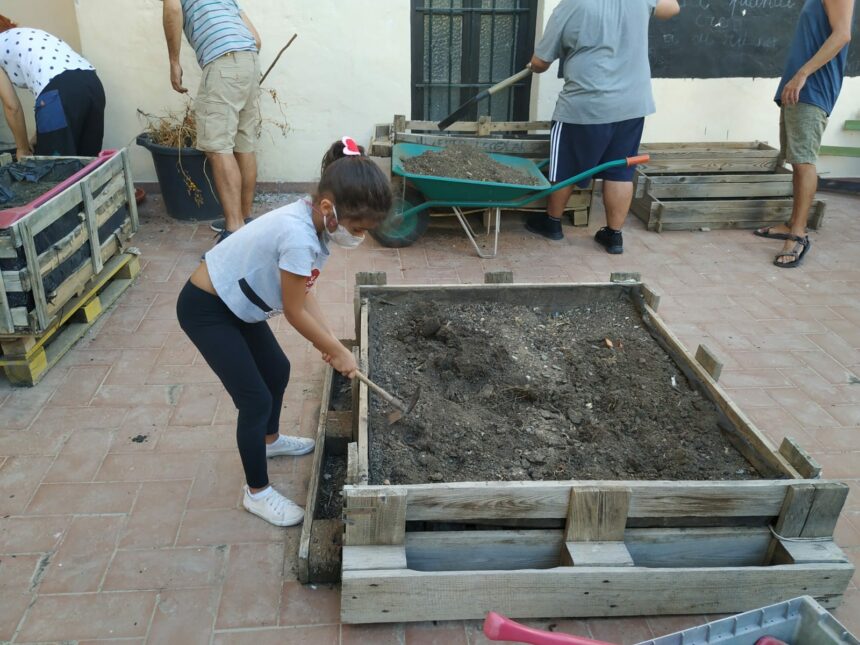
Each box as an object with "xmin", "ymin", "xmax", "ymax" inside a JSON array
[
  {"xmin": 773, "ymin": 235, "xmax": 811, "ymax": 268},
  {"xmin": 754, "ymin": 225, "xmax": 792, "ymax": 240}
]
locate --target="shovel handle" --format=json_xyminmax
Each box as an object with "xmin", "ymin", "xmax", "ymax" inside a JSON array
[{"xmin": 354, "ymin": 370, "xmax": 406, "ymax": 411}]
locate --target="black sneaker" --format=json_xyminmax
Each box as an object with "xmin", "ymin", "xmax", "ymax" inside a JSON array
[
  {"xmin": 209, "ymin": 217, "xmax": 254, "ymax": 233},
  {"xmin": 594, "ymin": 226, "xmax": 623, "ymax": 254},
  {"xmin": 201, "ymin": 229, "xmax": 233, "ymax": 259},
  {"xmin": 525, "ymin": 213, "xmax": 563, "ymax": 241}
]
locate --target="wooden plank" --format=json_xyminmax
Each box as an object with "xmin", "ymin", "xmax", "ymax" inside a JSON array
[
  {"xmin": 643, "ymin": 302, "xmax": 799, "ymax": 479},
  {"xmin": 610, "ymin": 272, "xmax": 641, "ymax": 284},
  {"xmin": 357, "ymin": 300, "xmax": 369, "ymax": 485},
  {"xmin": 647, "ymin": 182, "xmax": 793, "ymax": 200},
  {"xmin": 342, "ymin": 545, "xmax": 407, "ymax": 571},
  {"xmin": 639, "ymin": 158, "xmax": 780, "ymax": 174},
  {"xmin": 640, "ymin": 142, "xmax": 771, "ymax": 151},
  {"xmin": 395, "ymin": 133, "xmax": 549, "ymax": 156},
  {"xmin": 695, "ymin": 345, "xmax": 723, "ymax": 382},
  {"xmin": 341, "ymin": 562, "xmax": 854, "ymax": 623},
  {"xmin": 564, "ymin": 542, "xmax": 634, "ymax": 567},
  {"xmin": 643, "ymin": 172, "xmax": 792, "ymax": 185},
  {"xmin": 773, "ymin": 483, "xmax": 816, "ymax": 539},
  {"xmin": 343, "ymin": 489, "xmax": 407, "ymax": 546},
  {"xmin": 120, "ymin": 148, "xmax": 140, "ymax": 231},
  {"xmin": 298, "ymin": 363, "xmax": 335, "ymax": 584},
  {"xmin": 24, "ymin": 183, "xmax": 84, "ymax": 237},
  {"xmin": 802, "ymin": 482, "xmax": 848, "ymax": 538},
  {"xmin": 342, "ymin": 479, "xmax": 829, "ymax": 523},
  {"xmin": 405, "ymin": 526, "xmax": 772, "ymax": 572},
  {"xmin": 402, "ymin": 119, "xmax": 551, "ymax": 133},
  {"xmin": 779, "ymin": 437, "xmax": 822, "ymax": 480},
  {"xmin": 346, "ymin": 442, "xmax": 359, "ymax": 486},
  {"xmin": 0, "ymin": 266, "xmax": 13, "ymax": 334},
  {"xmin": 565, "ymin": 487, "xmax": 630, "ymax": 542},
  {"xmin": 18, "ymin": 224, "xmax": 50, "ymax": 331},
  {"xmin": 81, "ymin": 181, "xmax": 104, "ymax": 275}
]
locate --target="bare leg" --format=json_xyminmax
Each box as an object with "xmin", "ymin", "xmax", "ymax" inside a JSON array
[
  {"xmin": 235, "ymin": 152, "xmax": 257, "ymax": 219},
  {"xmin": 775, "ymin": 163, "xmax": 816, "ymax": 265},
  {"xmin": 206, "ymin": 152, "xmax": 244, "ymax": 232},
  {"xmin": 547, "ymin": 185, "xmax": 574, "ymax": 220},
  {"xmin": 602, "ymin": 180, "xmax": 634, "ymax": 230}
]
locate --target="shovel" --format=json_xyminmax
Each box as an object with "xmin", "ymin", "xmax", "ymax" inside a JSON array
[
  {"xmin": 354, "ymin": 370, "xmax": 421, "ymax": 424},
  {"xmin": 437, "ymin": 65, "xmax": 533, "ymax": 131}
]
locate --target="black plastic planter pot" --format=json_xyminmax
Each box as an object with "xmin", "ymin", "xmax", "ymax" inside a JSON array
[{"xmin": 136, "ymin": 133, "xmax": 222, "ymax": 221}]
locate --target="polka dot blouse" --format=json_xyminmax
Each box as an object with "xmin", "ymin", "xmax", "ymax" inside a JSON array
[{"xmin": 0, "ymin": 28, "xmax": 94, "ymax": 97}]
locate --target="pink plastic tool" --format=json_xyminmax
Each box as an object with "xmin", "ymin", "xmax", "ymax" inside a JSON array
[{"xmin": 483, "ymin": 612, "xmax": 619, "ymax": 645}]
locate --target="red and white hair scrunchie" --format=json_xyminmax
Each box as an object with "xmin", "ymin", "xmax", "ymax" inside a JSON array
[{"xmin": 342, "ymin": 136, "xmax": 362, "ymax": 156}]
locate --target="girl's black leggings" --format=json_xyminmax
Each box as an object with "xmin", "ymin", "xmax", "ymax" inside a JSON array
[{"xmin": 176, "ymin": 281, "xmax": 290, "ymax": 489}]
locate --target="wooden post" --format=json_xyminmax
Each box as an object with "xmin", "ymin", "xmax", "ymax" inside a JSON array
[
  {"xmin": 641, "ymin": 284, "xmax": 661, "ymax": 312},
  {"xmin": 779, "ymin": 437, "xmax": 822, "ymax": 480},
  {"xmin": 354, "ymin": 272, "xmax": 386, "ymax": 341},
  {"xmin": 393, "ymin": 115, "xmax": 407, "ymax": 138},
  {"xmin": 476, "ymin": 116, "xmax": 492, "ymax": 137},
  {"xmin": 344, "ymin": 489, "xmax": 407, "ymax": 546},
  {"xmin": 562, "ymin": 487, "xmax": 633, "ymax": 567},
  {"xmin": 695, "ymin": 345, "xmax": 724, "ymax": 382}
]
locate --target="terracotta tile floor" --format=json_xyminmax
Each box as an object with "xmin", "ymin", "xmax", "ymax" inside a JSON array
[{"xmin": 0, "ymin": 189, "xmax": 858, "ymax": 643}]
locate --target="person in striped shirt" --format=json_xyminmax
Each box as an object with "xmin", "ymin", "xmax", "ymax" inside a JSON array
[{"xmin": 163, "ymin": 0, "xmax": 262, "ymax": 241}]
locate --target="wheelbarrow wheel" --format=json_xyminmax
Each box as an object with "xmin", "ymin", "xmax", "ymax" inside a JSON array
[{"xmin": 370, "ymin": 183, "xmax": 429, "ymax": 248}]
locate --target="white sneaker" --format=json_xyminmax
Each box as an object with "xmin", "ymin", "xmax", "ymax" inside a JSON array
[
  {"xmin": 242, "ymin": 486, "xmax": 304, "ymax": 527},
  {"xmin": 266, "ymin": 434, "xmax": 315, "ymax": 458}
]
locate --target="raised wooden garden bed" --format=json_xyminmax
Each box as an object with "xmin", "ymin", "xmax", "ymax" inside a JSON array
[
  {"xmin": 338, "ymin": 275, "xmax": 852, "ymax": 624},
  {"xmin": 0, "ymin": 149, "xmax": 140, "ymax": 384},
  {"xmin": 632, "ymin": 142, "xmax": 826, "ymax": 232}
]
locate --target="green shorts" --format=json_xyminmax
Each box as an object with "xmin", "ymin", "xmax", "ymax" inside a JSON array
[{"xmin": 779, "ymin": 102, "xmax": 828, "ymax": 166}]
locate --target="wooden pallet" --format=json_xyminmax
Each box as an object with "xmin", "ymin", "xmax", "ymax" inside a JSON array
[
  {"xmin": 631, "ymin": 142, "xmax": 826, "ymax": 232},
  {"xmin": 0, "ymin": 251, "xmax": 140, "ymax": 385},
  {"xmin": 339, "ymin": 275, "xmax": 852, "ymax": 624},
  {"xmin": 0, "ymin": 149, "xmax": 139, "ymax": 335},
  {"xmin": 370, "ymin": 116, "xmax": 591, "ymax": 226}
]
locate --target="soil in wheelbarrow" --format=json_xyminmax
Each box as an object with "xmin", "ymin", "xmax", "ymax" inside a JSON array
[
  {"xmin": 368, "ymin": 297, "xmax": 762, "ymax": 485},
  {"xmin": 401, "ymin": 144, "xmax": 543, "ymax": 186}
]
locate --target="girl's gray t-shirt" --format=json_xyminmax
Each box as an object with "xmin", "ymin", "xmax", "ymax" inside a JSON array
[
  {"xmin": 205, "ymin": 198, "xmax": 329, "ymax": 323},
  {"xmin": 535, "ymin": 0, "xmax": 658, "ymax": 125}
]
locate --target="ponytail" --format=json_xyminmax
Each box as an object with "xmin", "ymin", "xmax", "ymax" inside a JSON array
[{"xmin": 0, "ymin": 15, "xmax": 18, "ymax": 33}]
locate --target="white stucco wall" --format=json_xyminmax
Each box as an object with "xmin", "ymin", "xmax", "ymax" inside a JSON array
[
  {"xmin": 533, "ymin": 0, "xmax": 860, "ymax": 177},
  {"xmin": 73, "ymin": 0, "xmax": 412, "ymax": 183}
]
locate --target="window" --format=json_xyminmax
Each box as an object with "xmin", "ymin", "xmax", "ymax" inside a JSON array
[{"xmin": 411, "ymin": 0, "xmax": 538, "ymax": 122}]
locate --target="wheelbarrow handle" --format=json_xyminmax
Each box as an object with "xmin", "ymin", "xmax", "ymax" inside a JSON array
[{"xmin": 483, "ymin": 612, "xmax": 619, "ymax": 645}]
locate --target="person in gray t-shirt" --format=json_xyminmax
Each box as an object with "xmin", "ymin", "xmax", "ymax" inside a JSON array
[{"xmin": 524, "ymin": 0, "xmax": 679, "ymax": 252}]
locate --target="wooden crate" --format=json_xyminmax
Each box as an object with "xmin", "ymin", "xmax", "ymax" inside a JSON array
[
  {"xmin": 339, "ymin": 276, "xmax": 852, "ymax": 624},
  {"xmin": 0, "ymin": 149, "xmax": 139, "ymax": 336},
  {"xmin": 371, "ymin": 116, "xmax": 591, "ymax": 226},
  {"xmin": 631, "ymin": 142, "xmax": 826, "ymax": 232}
]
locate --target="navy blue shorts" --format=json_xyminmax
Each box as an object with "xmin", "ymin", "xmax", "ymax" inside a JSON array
[{"xmin": 548, "ymin": 118, "xmax": 645, "ymax": 188}]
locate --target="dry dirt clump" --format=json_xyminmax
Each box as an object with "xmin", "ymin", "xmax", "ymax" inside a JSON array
[
  {"xmin": 368, "ymin": 297, "xmax": 762, "ymax": 485},
  {"xmin": 402, "ymin": 144, "xmax": 543, "ymax": 186}
]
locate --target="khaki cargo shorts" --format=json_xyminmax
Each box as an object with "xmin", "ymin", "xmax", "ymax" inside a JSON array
[
  {"xmin": 780, "ymin": 102, "xmax": 828, "ymax": 166},
  {"xmin": 195, "ymin": 51, "xmax": 261, "ymax": 154}
]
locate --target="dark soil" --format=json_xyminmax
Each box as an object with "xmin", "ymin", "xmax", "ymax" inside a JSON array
[
  {"xmin": 368, "ymin": 297, "xmax": 761, "ymax": 485},
  {"xmin": 329, "ymin": 372, "xmax": 352, "ymax": 412},
  {"xmin": 315, "ymin": 454, "xmax": 347, "ymax": 520},
  {"xmin": 0, "ymin": 181, "xmax": 63, "ymax": 208},
  {"xmin": 402, "ymin": 144, "xmax": 542, "ymax": 186}
]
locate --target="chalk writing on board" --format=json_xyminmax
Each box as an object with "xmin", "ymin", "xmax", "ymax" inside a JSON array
[{"xmin": 650, "ymin": 0, "xmax": 858, "ymax": 78}]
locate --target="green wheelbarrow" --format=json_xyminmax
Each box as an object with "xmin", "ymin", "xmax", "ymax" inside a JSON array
[{"xmin": 370, "ymin": 142, "xmax": 649, "ymax": 259}]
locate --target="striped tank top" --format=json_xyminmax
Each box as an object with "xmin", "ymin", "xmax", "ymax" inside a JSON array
[{"xmin": 180, "ymin": 0, "xmax": 257, "ymax": 68}]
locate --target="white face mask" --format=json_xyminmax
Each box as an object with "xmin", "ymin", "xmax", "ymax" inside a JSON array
[{"xmin": 325, "ymin": 204, "xmax": 365, "ymax": 249}]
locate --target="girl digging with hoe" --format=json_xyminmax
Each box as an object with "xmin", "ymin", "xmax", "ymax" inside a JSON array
[{"xmin": 176, "ymin": 137, "xmax": 392, "ymax": 526}]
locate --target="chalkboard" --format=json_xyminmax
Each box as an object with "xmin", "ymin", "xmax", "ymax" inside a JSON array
[{"xmin": 649, "ymin": 0, "xmax": 859, "ymax": 79}]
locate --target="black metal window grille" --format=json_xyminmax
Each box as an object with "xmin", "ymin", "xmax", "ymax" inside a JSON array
[{"xmin": 411, "ymin": 0, "xmax": 538, "ymax": 122}]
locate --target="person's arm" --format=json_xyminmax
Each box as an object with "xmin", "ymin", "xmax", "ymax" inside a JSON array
[
  {"xmin": 529, "ymin": 56, "xmax": 551, "ymax": 74},
  {"xmin": 281, "ymin": 271, "xmax": 357, "ymax": 377},
  {"xmin": 303, "ymin": 291, "xmax": 338, "ymax": 341},
  {"xmin": 654, "ymin": 0, "xmax": 681, "ymax": 20},
  {"xmin": 0, "ymin": 68, "xmax": 32, "ymax": 159},
  {"xmin": 240, "ymin": 11, "xmax": 261, "ymax": 51},
  {"xmin": 163, "ymin": 0, "xmax": 188, "ymax": 93},
  {"xmin": 782, "ymin": 0, "xmax": 853, "ymax": 106}
]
